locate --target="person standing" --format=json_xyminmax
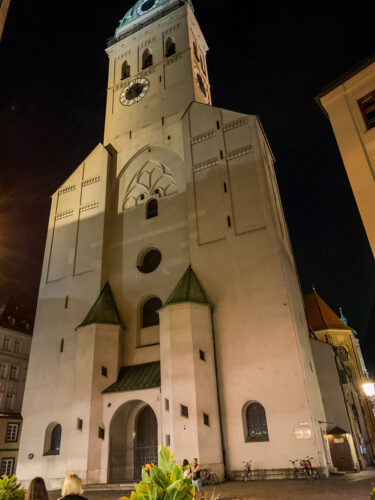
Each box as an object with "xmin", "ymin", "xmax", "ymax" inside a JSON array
[
  {"xmin": 192, "ymin": 457, "xmax": 202, "ymax": 498},
  {"xmin": 25, "ymin": 477, "xmax": 49, "ymax": 500},
  {"xmin": 58, "ymin": 473, "xmax": 87, "ymax": 500}
]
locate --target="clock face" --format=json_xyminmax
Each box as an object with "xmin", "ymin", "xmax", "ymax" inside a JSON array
[
  {"xmin": 120, "ymin": 78, "xmax": 150, "ymax": 106},
  {"xmin": 136, "ymin": 0, "xmax": 160, "ymax": 16}
]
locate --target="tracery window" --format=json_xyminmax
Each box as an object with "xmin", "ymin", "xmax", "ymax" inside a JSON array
[{"xmin": 244, "ymin": 402, "xmax": 269, "ymax": 442}]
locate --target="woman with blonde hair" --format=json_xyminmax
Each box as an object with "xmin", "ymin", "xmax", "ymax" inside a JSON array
[
  {"xmin": 25, "ymin": 477, "xmax": 49, "ymax": 500},
  {"xmin": 58, "ymin": 473, "xmax": 87, "ymax": 500}
]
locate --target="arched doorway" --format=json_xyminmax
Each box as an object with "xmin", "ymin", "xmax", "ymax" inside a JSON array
[
  {"xmin": 134, "ymin": 405, "xmax": 158, "ymax": 480},
  {"xmin": 109, "ymin": 401, "xmax": 158, "ymax": 483}
]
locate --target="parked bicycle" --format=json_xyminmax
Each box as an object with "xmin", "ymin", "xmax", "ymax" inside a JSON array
[
  {"xmin": 241, "ymin": 460, "xmax": 252, "ymax": 481},
  {"xmin": 289, "ymin": 459, "xmax": 301, "ymax": 480},
  {"xmin": 201, "ymin": 468, "xmax": 218, "ymax": 486},
  {"xmin": 300, "ymin": 457, "xmax": 320, "ymax": 479}
]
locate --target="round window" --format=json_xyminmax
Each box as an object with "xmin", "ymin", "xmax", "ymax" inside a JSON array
[{"xmin": 137, "ymin": 248, "xmax": 162, "ymax": 274}]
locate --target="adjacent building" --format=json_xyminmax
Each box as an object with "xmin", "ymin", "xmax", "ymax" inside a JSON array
[
  {"xmin": 18, "ymin": 0, "xmax": 331, "ymax": 488},
  {"xmin": 0, "ymin": 296, "xmax": 33, "ymax": 476},
  {"xmin": 305, "ymin": 290, "xmax": 375, "ymax": 470},
  {"xmin": 316, "ymin": 55, "xmax": 375, "ymax": 258},
  {"xmin": 0, "ymin": 0, "xmax": 11, "ymax": 42}
]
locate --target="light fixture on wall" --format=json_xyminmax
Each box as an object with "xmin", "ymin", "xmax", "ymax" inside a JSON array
[{"xmin": 362, "ymin": 382, "xmax": 375, "ymax": 399}]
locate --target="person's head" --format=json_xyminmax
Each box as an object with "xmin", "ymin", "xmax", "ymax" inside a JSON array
[
  {"xmin": 182, "ymin": 459, "xmax": 189, "ymax": 467},
  {"xmin": 25, "ymin": 477, "xmax": 49, "ymax": 500},
  {"xmin": 61, "ymin": 473, "xmax": 84, "ymax": 497},
  {"xmin": 193, "ymin": 458, "xmax": 198, "ymax": 466}
]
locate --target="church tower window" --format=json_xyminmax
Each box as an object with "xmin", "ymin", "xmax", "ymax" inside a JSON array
[
  {"xmin": 165, "ymin": 37, "xmax": 176, "ymax": 58},
  {"xmin": 142, "ymin": 49, "xmax": 153, "ymax": 69},
  {"xmin": 196, "ymin": 73, "xmax": 206, "ymax": 97},
  {"xmin": 193, "ymin": 40, "xmax": 199, "ymax": 61},
  {"xmin": 142, "ymin": 297, "xmax": 162, "ymax": 328},
  {"xmin": 121, "ymin": 61, "xmax": 131, "ymax": 80},
  {"xmin": 44, "ymin": 423, "xmax": 62, "ymax": 455},
  {"xmin": 244, "ymin": 402, "xmax": 269, "ymax": 442},
  {"xmin": 137, "ymin": 248, "xmax": 162, "ymax": 273},
  {"xmin": 146, "ymin": 198, "xmax": 158, "ymax": 219}
]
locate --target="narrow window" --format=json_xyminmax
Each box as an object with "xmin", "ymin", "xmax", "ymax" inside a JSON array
[
  {"xmin": 196, "ymin": 73, "xmax": 207, "ymax": 97},
  {"xmin": 358, "ymin": 90, "xmax": 375, "ymax": 130},
  {"xmin": 166, "ymin": 434, "xmax": 171, "ymax": 447},
  {"xmin": 129, "ymin": 130, "xmax": 132, "ymax": 139},
  {"xmin": 142, "ymin": 49, "xmax": 153, "ymax": 69},
  {"xmin": 224, "ymin": 182, "xmax": 227, "ymax": 193},
  {"xmin": 199, "ymin": 350, "xmax": 205, "ymax": 361},
  {"xmin": 244, "ymin": 402, "xmax": 269, "ymax": 442},
  {"xmin": 165, "ymin": 37, "xmax": 176, "ymax": 57},
  {"xmin": 65, "ymin": 296, "xmax": 69, "ymax": 309},
  {"xmin": 5, "ymin": 423, "xmax": 19, "ymax": 442},
  {"xmin": 203, "ymin": 413, "xmax": 210, "ymax": 426},
  {"xmin": 5, "ymin": 394, "xmax": 15, "ymax": 410},
  {"xmin": 98, "ymin": 427, "xmax": 105, "ymax": 440},
  {"xmin": 162, "ymin": 116, "xmax": 165, "ymax": 125},
  {"xmin": 10, "ymin": 366, "xmax": 18, "ymax": 381},
  {"xmin": 165, "ymin": 398, "xmax": 170, "ymax": 411},
  {"xmin": 77, "ymin": 418, "xmax": 83, "ymax": 431},
  {"xmin": 146, "ymin": 198, "xmax": 158, "ymax": 219},
  {"xmin": 14, "ymin": 340, "xmax": 21, "ymax": 353},
  {"xmin": 193, "ymin": 41, "xmax": 199, "ymax": 61},
  {"xmin": 142, "ymin": 297, "xmax": 162, "ymax": 328},
  {"xmin": 227, "ymin": 216, "xmax": 232, "ymax": 227},
  {"xmin": 181, "ymin": 404, "xmax": 189, "ymax": 418},
  {"xmin": 0, "ymin": 364, "xmax": 8, "ymax": 378},
  {"xmin": 101, "ymin": 366, "xmax": 108, "ymax": 377},
  {"xmin": 220, "ymin": 150, "xmax": 223, "ymax": 160},
  {"xmin": 216, "ymin": 120, "xmax": 220, "ymax": 130},
  {"xmin": 0, "ymin": 458, "xmax": 14, "ymax": 476},
  {"xmin": 60, "ymin": 338, "xmax": 64, "ymax": 353},
  {"xmin": 121, "ymin": 60, "xmax": 130, "ymax": 80},
  {"xmin": 50, "ymin": 424, "xmax": 62, "ymax": 452},
  {"xmin": 3, "ymin": 338, "xmax": 10, "ymax": 351}
]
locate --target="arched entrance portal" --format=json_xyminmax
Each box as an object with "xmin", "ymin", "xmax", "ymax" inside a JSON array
[
  {"xmin": 109, "ymin": 400, "xmax": 158, "ymax": 483},
  {"xmin": 134, "ymin": 405, "xmax": 158, "ymax": 480}
]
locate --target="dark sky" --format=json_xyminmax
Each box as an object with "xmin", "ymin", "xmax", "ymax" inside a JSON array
[{"xmin": 0, "ymin": 0, "xmax": 374, "ymax": 370}]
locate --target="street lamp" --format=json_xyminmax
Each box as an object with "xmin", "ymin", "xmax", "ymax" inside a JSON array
[{"xmin": 362, "ymin": 382, "xmax": 375, "ymax": 398}]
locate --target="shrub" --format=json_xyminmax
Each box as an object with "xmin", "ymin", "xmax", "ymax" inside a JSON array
[
  {"xmin": 122, "ymin": 446, "xmax": 194, "ymax": 500},
  {"xmin": 0, "ymin": 475, "xmax": 26, "ymax": 500},
  {"xmin": 370, "ymin": 487, "xmax": 375, "ymax": 500}
]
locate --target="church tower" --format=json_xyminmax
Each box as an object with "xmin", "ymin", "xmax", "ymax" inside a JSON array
[{"xmin": 18, "ymin": 0, "xmax": 331, "ymax": 487}]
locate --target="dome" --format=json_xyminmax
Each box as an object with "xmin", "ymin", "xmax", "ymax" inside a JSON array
[{"xmin": 115, "ymin": 0, "xmax": 193, "ymax": 38}]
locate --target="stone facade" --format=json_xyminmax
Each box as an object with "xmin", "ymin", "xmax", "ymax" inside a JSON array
[{"xmin": 18, "ymin": 0, "xmax": 331, "ymax": 488}]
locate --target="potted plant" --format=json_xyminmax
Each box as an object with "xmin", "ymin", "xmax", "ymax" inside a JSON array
[
  {"xmin": 0, "ymin": 475, "xmax": 26, "ymax": 500},
  {"xmin": 122, "ymin": 446, "xmax": 194, "ymax": 500}
]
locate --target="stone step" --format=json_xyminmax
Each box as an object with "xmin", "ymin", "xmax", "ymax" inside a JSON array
[{"xmin": 84, "ymin": 483, "xmax": 134, "ymax": 491}]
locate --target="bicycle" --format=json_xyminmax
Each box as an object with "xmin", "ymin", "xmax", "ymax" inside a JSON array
[
  {"xmin": 300, "ymin": 457, "xmax": 320, "ymax": 479},
  {"xmin": 201, "ymin": 468, "xmax": 218, "ymax": 486},
  {"xmin": 241, "ymin": 460, "xmax": 252, "ymax": 481},
  {"xmin": 289, "ymin": 459, "xmax": 301, "ymax": 480}
]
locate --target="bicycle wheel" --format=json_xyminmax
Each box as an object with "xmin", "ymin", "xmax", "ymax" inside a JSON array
[
  {"xmin": 207, "ymin": 473, "xmax": 218, "ymax": 485},
  {"xmin": 313, "ymin": 469, "xmax": 320, "ymax": 480},
  {"xmin": 242, "ymin": 472, "xmax": 247, "ymax": 482}
]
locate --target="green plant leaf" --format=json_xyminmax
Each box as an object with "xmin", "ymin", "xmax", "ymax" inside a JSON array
[
  {"xmin": 150, "ymin": 466, "xmax": 169, "ymax": 490},
  {"xmin": 170, "ymin": 465, "xmax": 184, "ymax": 483},
  {"xmin": 166, "ymin": 479, "xmax": 194, "ymax": 500},
  {"xmin": 142, "ymin": 468, "xmax": 151, "ymax": 483},
  {"xmin": 135, "ymin": 482, "xmax": 158, "ymax": 500}
]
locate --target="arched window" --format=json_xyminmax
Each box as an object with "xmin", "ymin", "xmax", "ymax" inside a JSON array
[
  {"xmin": 193, "ymin": 41, "xmax": 199, "ymax": 61},
  {"xmin": 121, "ymin": 61, "xmax": 130, "ymax": 80},
  {"xmin": 44, "ymin": 422, "xmax": 62, "ymax": 455},
  {"xmin": 142, "ymin": 297, "xmax": 162, "ymax": 328},
  {"xmin": 146, "ymin": 198, "xmax": 158, "ymax": 219},
  {"xmin": 165, "ymin": 37, "xmax": 176, "ymax": 57},
  {"xmin": 142, "ymin": 49, "xmax": 153, "ymax": 69},
  {"xmin": 243, "ymin": 402, "xmax": 269, "ymax": 442}
]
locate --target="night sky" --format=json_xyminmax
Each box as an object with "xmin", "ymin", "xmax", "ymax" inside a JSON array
[{"xmin": 0, "ymin": 0, "xmax": 374, "ymax": 370}]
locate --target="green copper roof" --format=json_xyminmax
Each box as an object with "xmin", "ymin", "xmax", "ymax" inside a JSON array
[
  {"xmin": 76, "ymin": 283, "xmax": 125, "ymax": 330},
  {"xmin": 103, "ymin": 362, "xmax": 160, "ymax": 394},
  {"xmin": 162, "ymin": 265, "xmax": 212, "ymax": 309},
  {"xmin": 115, "ymin": 0, "xmax": 194, "ymax": 36}
]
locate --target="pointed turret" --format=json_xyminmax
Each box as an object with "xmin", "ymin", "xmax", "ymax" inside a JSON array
[
  {"xmin": 162, "ymin": 265, "xmax": 212, "ymax": 309},
  {"xmin": 76, "ymin": 283, "xmax": 125, "ymax": 330}
]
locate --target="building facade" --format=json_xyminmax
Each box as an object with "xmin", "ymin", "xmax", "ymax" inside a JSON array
[
  {"xmin": 0, "ymin": 296, "xmax": 33, "ymax": 476},
  {"xmin": 305, "ymin": 290, "xmax": 375, "ymax": 469},
  {"xmin": 18, "ymin": 0, "xmax": 331, "ymax": 488},
  {"xmin": 0, "ymin": 0, "xmax": 11, "ymax": 42},
  {"xmin": 316, "ymin": 55, "xmax": 375, "ymax": 258}
]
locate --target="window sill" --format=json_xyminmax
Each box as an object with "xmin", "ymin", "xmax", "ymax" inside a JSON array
[
  {"xmin": 245, "ymin": 435, "xmax": 269, "ymax": 443},
  {"xmin": 43, "ymin": 450, "xmax": 60, "ymax": 456}
]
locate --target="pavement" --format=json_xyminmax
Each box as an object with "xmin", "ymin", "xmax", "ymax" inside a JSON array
[{"xmin": 49, "ymin": 469, "xmax": 375, "ymax": 500}]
